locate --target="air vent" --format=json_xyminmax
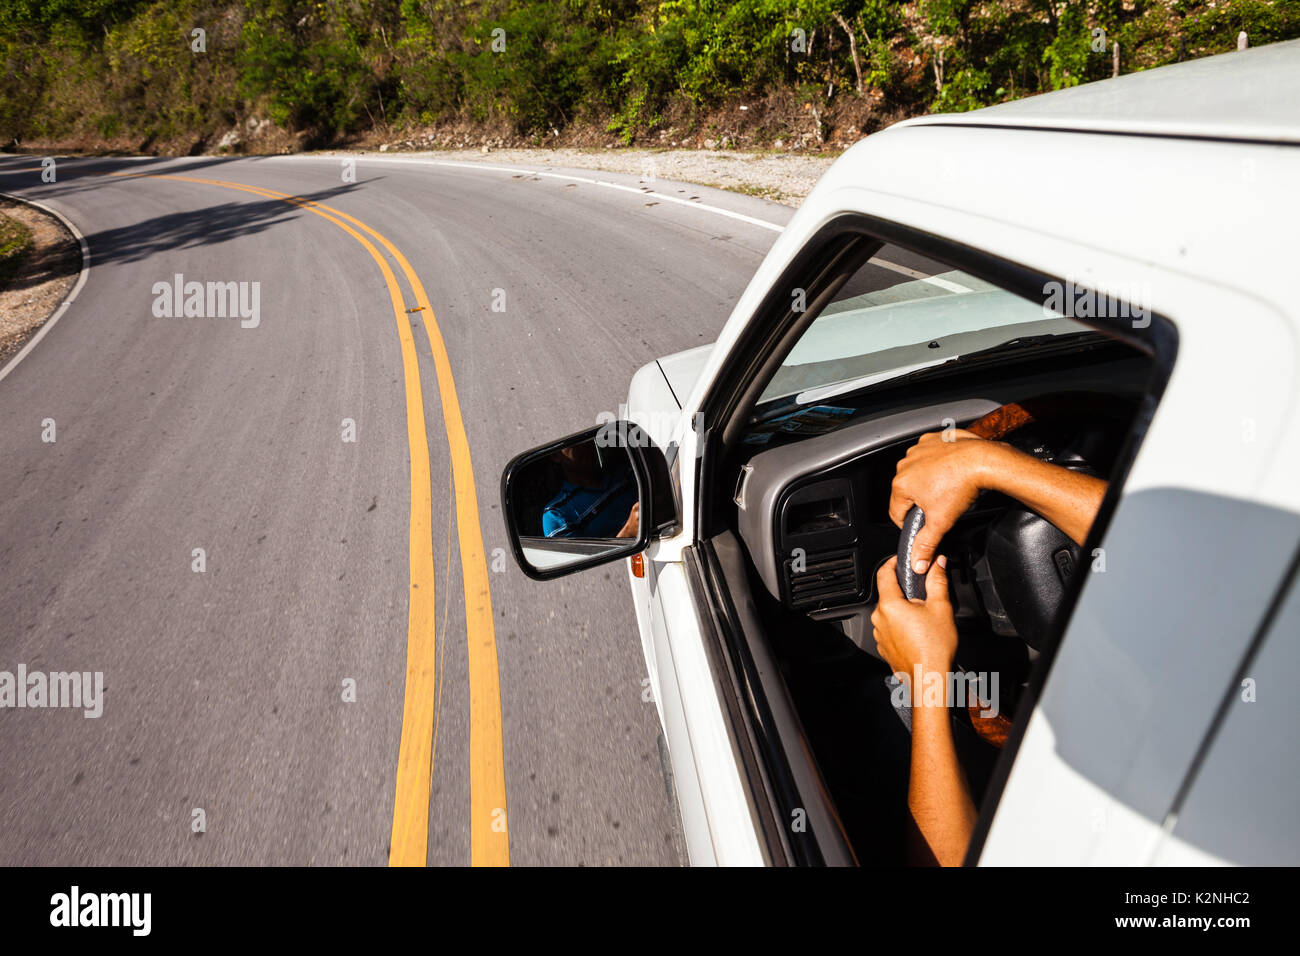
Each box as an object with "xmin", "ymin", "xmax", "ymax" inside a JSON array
[
  {"xmin": 785, "ymin": 550, "xmax": 861, "ymax": 610},
  {"xmin": 785, "ymin": 495, "xmax": 850, "ymax": 535}
]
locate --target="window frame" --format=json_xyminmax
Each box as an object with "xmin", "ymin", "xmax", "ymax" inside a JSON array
[{"xmin": 691, "ymin": 212, "xmax": 1180, "ymax": 864}]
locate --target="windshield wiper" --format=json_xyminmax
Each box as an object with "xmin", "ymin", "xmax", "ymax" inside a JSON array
[
  {"xmin": 933, "ymin": 330, "xmax": 1102, "ymax": 365},
  {"xmin": 897, "ymin": 329, "xmax": 1106, "ymax": 383}
]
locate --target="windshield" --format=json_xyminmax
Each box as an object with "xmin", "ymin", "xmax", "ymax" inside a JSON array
[{"xmin": 757, "ymin": 247, "xmax": 1092, "ymax": 407}]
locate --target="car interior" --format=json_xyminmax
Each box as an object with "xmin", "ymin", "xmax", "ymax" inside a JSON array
[{"xmin": 700, "ymin": 235, "xmax": 1162, "ymax": 865}]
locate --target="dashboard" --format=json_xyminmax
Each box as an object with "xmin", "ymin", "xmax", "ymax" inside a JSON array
[
  {"xmin": 736, "ymin": 398, "xmax": 1001, "ymax": 647},
  {"xmin": 733, "ymin": 349, "xmax": 1151, "ymax": 662}
]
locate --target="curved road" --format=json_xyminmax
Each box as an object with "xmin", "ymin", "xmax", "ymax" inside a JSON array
[{"xmin": 0, "ymin": 153, "xmax": 790, "ymax": 865}]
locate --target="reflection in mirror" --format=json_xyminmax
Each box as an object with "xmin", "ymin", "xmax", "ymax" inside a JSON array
[{"xmin": 507, "ymin": 434, "xmax": 641, "ymax": 574}]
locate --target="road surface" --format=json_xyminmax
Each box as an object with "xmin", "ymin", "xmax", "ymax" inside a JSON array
[{"xmin": 0, "ymin": 153, "xmax": 793, "ymax": 866}]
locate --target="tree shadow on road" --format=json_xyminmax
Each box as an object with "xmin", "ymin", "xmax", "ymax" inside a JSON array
[
  {"xmin": 0, "ymin": 156, "xmax": 388, "ymax": 285},
  {"xmin": 0, "ymin": 154, "xmax": 283, "ymax": 201},
  {"xmin": 76, "ymin": 181, "xmax": 368, "ymax": 269}
]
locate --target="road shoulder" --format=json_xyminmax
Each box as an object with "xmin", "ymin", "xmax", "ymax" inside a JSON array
[
  {"xmin": 318, "ymin": 146, "xmax": 837, "ymax": 206},
  {"xmin": 0, "ymin": 195, "xmax": 82, "ymax": 367}
]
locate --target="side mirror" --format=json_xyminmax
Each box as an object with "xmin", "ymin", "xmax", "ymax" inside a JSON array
[{"xmin": 500, "ymin": 422, "xmax": 674, "ymax": 580}]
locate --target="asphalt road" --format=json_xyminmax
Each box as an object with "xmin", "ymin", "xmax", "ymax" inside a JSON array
[{"xmin": 0, "ymin": 153, "xmax": 791, "ymax": 865}]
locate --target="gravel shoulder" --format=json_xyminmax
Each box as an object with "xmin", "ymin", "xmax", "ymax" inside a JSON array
[
  {"xmin": 0, "ymin": 196, "xmax": 81, "ymax": 366},
  {"xmin": 322, "ymin": 146, "xmax": 839, "ymax": 206}
]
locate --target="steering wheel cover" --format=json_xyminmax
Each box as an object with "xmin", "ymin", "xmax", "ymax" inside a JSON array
[{"xmin": 896, "ymin": 505, "xmax": 928, "ymax": 600}]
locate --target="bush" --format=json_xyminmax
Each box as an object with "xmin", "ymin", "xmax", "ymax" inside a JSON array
[{"xmin": 0, "ymin": 0, "xmax": 1296, "ymax": 148}]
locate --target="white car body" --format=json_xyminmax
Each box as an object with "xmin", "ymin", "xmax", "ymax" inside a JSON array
[{"xmin": 623, "ymin": 40, "xmax": 1300, "ymax": 866}]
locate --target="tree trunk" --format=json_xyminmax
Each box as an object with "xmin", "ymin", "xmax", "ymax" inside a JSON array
[{"xmin": 833, "ymin": 13, "xmax": 864, "ymax": 95}]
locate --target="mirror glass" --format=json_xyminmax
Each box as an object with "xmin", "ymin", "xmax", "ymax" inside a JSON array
[{"xmin": 506, "ymin": 430, "xmax": 642, "ymax": 576}]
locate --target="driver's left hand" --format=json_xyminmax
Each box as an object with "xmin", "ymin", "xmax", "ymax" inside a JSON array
[{"xmin": 871, "ymin": 556, "xmax": 958, "ymax": 685}]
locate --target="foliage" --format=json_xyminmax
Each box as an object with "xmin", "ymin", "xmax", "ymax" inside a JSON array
[
  {"xmin": 0, "ymin": 210, "xmax": 32, "ymax": 289},
  {"xmin": 0, "ymin": 0, "xmax": 1296, "ymax": 146}
]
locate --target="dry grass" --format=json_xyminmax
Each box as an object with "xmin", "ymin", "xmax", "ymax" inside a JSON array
[{"xmin": 0, "ymin": 212, "xmax": 33, "ymax": 291}]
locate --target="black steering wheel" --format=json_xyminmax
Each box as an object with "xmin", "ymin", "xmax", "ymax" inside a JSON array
[
  {"xmin": 896, "ymin": 505, "xmax": 930, "ymax": 601},
  {"xmin": 893, "ymin": 401, "xmax": 1091, "ymax": 648},
  {"xmin": 887, "ymin": 401, "xmax": 1122, "ymax": 746}
]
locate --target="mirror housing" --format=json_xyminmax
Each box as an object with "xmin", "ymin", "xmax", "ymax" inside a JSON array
[{"xmin": 500, "ymin": 421, "xmax": 676, "ymax": 581}]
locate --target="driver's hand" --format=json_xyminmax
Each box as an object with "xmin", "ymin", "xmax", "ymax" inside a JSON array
[
  {"xmin": 616, "ymin": 502, "xmax": 639, "ymax": 539},
  {"xmin": 888, "ymin": 429, "xmax": 993, "ymax": 575},
  {"xmin": 871, "ymin": 556, "xmax": 958, "ymax": 686}
]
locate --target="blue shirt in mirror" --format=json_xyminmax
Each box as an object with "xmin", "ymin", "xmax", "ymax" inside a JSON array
[{"xmin": 542, "ymin": 472, "xmax": 637, "ymax": 538}]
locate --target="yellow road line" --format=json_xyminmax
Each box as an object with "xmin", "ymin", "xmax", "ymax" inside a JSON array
[
  {"xmin": 107, "ymin": 171, "xmax": 450, "ymax": 864},
  {"xmin": 285, "ymin": 194, "xmax": 510, "ymax": 868},
  {"xmin": 184, "ymin": 173, "xmax": 507, "ymax": 866},
  {"xmin": 172, "ymin": 174, "xmax": 512, "ymax": 866}
]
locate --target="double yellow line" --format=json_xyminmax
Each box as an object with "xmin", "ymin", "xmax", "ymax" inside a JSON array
[{"xmin": 108, "ymin": 170, "xmax": 509, "ymax": 866}]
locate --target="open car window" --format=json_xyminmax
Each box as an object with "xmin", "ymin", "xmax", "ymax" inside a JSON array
[{"xmin": 706, "ymin": 220, "xmax": 1175, "ymax": 867}]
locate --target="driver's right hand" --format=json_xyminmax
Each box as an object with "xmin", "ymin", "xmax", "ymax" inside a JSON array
[{"xmin": 888, "ymin": 429, "xmax": 994, "ymax": 575}]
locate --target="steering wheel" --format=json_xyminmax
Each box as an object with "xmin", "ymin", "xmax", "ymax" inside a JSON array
[
  {"xmin": 895, "ymin": 402, "xmax": 1042, "ymax": 601},
  {"xmin": 896, "ymin": 506, "xmax": 931, "ymax": 600},
  {"xmin": 893, "ymin": 401, "xmax": 1084, "ymax": 746}
]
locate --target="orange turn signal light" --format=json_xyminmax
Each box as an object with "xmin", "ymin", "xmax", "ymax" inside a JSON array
[{"xmin": 630, "ymin": 553, "xmax": 645, "ymax": 578}]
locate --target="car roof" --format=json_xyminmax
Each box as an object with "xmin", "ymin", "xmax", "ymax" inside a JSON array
[{"xmin": 897, "ymin": 39, "xmax": 1300, "ymax": 144}]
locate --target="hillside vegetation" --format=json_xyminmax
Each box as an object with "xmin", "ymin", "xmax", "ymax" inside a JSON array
[
  {"xmin": 1, "ymin": 1, "xmax": 1296, "ymax": 154},
  {"xmin": 0, "ymin": 209, "xmax": 31, "ymax": 288}
]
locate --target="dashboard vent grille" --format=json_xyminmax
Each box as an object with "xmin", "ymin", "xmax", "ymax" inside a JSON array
[{"xmin": 785, "ymin": 550, "xmax": 861, "ymax": 610}]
